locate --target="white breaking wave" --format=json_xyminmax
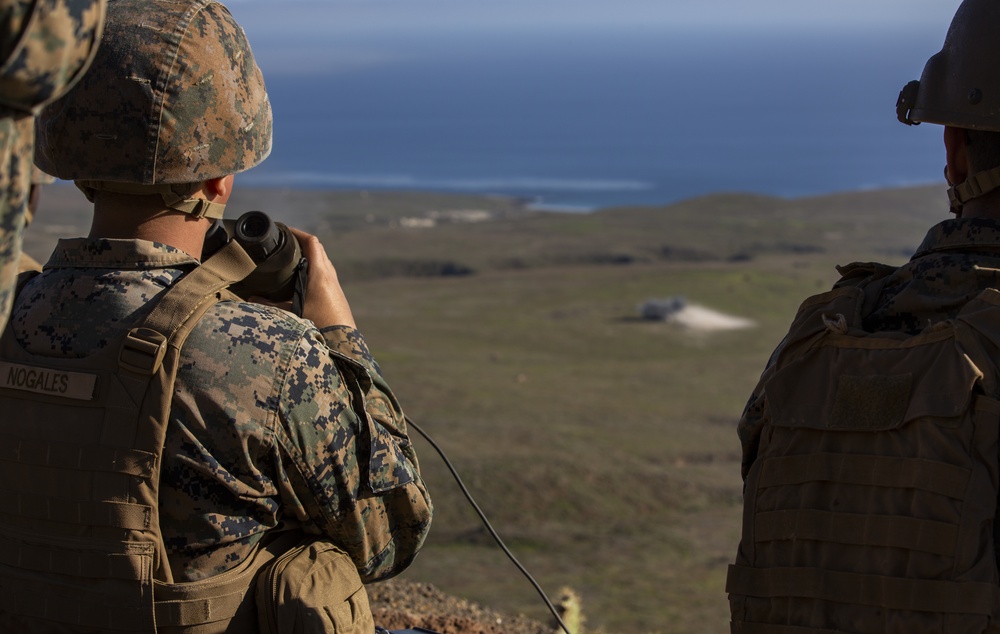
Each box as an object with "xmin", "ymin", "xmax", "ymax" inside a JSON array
[{"xmin": 245, "ymin": 171, "xmax": 655, "ymax": 193}]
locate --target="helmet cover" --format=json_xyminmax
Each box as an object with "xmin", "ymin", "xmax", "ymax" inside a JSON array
[{"xmin": 34, "ymin": 0, "xmax": 272, "ymax": 185}]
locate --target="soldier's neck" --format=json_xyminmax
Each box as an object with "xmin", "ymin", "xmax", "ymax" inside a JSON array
[{"xmin": 90, "ymin": 193, "xmax": 212, "ymax": 259}]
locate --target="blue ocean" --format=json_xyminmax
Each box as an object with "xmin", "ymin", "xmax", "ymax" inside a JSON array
[{"xmin": 239, "ymin": 23, "xmax": 950, "ymax": 211}]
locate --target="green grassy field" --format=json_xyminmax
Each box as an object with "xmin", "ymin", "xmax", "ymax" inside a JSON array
[{"xmin": 28, "ymin": 182, "xmax": 950, "ymax": 633}]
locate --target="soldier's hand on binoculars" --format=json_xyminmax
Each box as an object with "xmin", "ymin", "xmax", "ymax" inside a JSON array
[{"xmin": 287, "ymin": 227, "xmax": 357, "ymax": 330}]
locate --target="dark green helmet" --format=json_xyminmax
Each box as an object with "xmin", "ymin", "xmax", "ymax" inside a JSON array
[
  {"xmin": 897, "ymin": 0, "xmax": 1000, "ymax": 131},
  {"xmin": 897, "ymin": 0, "xmax": 1000, "ymax": 214}
]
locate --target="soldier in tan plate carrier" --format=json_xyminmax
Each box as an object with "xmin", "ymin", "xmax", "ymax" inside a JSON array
[
  {"xmin": 0, "ymin": 0, "xmax": 432, "ymax": 632},
  {"xmin": 728, "ymin": 1, "xmax": 1000, "ymax": 633},
  {"xmin": 0, "ymin": 0, "xmax": 105, "ymax": 333}
]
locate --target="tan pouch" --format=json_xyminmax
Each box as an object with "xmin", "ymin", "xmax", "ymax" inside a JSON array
[
  {"xmin": 154, "ymin": 532, "xmax": 300, "ymax": 634},
  {"xmin": 256, "ymin": 537, "xmax": 374, "ymax": 634}
]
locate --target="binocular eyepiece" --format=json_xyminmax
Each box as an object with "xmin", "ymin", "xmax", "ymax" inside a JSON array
[{"xmin": 206, "ymin": 210, "xmax": 304, "ymax": 303}]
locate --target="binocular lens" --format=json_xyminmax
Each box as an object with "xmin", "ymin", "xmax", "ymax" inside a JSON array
[
  {"xmin": 227, "ymin": 211, "xmax": 303, "ymax": 302},
  {"xmin": 234, "ymin": 211, "xmax": 281, "ymax": 259},
  {"xmin": 237, "ymin": 212, "xmax": 271, "ymax": 240}
]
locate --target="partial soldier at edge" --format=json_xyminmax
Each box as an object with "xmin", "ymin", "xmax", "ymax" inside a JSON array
[
  {"xmin": 728, "ymin": 1, "xmax": 1000, "ymax": 632},
  {"xmin": 0, "ymin": 0, "xmax": 105, "ymax": 331}
]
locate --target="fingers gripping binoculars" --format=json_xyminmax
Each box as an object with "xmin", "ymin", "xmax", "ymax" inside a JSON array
[{"xmin": 204, "ymin": 211, "xmax": 307, "ymax": 307}]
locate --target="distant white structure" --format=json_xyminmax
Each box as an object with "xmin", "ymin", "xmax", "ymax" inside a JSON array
[
  {"xmin": 398, "ymin": 217, "xmax": 436, "ymax": 229},
  {"xmin": 428, "ymin": 209, "xmax": 493, "ymax": 223},
  {"xmin": 396, "ymin": 209, "xmax": 494, "ymax": 229},
  {"xmin": 639, "ymin": 296, "xmax": 756, "ymax": 332}
]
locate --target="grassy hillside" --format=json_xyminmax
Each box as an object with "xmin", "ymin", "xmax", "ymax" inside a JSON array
[{"xmin": 26, "ymin": 182, "xmax": 949, "ymax": 633}]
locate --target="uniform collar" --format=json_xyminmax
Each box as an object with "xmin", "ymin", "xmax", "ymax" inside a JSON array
[
  {"xmin": 912, "ymin": 217, "xmax": 1000, "ymax": 259},
  {"xmin": 44, "ymin": 238, "xmax": 201, "ymax": 270}
]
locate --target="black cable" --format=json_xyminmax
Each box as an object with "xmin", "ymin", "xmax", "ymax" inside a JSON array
[{"xmin": 405, "ymin": 415, "xmax": 572, "ymax": 634}]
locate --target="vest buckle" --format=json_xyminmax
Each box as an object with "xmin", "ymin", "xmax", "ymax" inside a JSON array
[{"xmin": 120, "ymin": 328, "xmax": 168, "ymax": 375}]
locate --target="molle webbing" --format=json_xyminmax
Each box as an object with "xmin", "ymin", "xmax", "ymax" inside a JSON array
[
  {"xmin": 757, "ymin": 453, "xmax": 971, "ymax": 498},
  {"xmin": 0, "ymin": 240, "xmax": 256, "ymax": 633},
  {"xmin": 0, "ymin": 433, "xmax": 157, "ymax": 477},
  {"xmin": 728, "ymin": 566, "xmax": 997, "ymax": 615},
  {"xmin": 731, "ymin": 624, "xmax": 853, "ymax": 634},
  {"xmin": 0, "ymin": 491, "xmax": 153, "ymax": 530},
  {"xmin": 752, "ymin": 510, "xmax": 958, "ymax": 556},
  {"xmin": 728, "ymin": 283, "xmax": 1000, "ymax": 633}
]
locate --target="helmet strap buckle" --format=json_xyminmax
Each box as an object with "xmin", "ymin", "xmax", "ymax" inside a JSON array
[{"xmin": 948, "ymin": 164, "xmax": 1000, "ymax": 217}]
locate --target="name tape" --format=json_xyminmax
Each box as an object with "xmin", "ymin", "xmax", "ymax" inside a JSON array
[{"xmin": 0, "ymin": 362, "xmax": 98, "ymax": 401}]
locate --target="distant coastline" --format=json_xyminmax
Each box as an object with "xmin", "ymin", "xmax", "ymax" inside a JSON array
[
  {"xmin": 43, "ymin": 176, "xmax": 947, "ymax": 215},
  {"xmin": 235, "ymin": 170, "xmax": 946, "ymax": 213}
]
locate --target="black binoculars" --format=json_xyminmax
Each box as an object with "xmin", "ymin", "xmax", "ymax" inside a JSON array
[{"xmin": 205, "ymin": 210, "xmax": 305, "ymax": 303}]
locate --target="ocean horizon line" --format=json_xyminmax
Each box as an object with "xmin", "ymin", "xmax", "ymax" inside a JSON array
[{"xmin": 235, "ymin": 170, "xmax": 945, "ymax": 210}]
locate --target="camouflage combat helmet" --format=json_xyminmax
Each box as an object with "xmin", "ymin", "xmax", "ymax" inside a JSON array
[
  {"xmin": 34, "ymin": 0, "xmax": 272, "ymax": 219},
  {"xmin": 896, "ymin": 0, "xmax": 1000, "ymax": 214}
]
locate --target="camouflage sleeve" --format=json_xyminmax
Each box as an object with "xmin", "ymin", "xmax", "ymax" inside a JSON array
[
  {"xmin": 274, "ymin": 325, "xmax": 432, "ymax": 582},
  {"xmin": 0, "ymin": 116, "xmax": 31, "ymax": 336},
  {"xmin": 320, "ymin": 325, "xmax": 410, "ymax": 440},
  {"xmin": 0, "ymin": 0, "xmax": 104, "ymax": 330}
]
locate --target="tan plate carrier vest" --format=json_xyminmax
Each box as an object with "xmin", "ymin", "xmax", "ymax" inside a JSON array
[
  {"xmin": 0, "ymin": 241, "xmax": 306, "ymax": 633},
  {"xmin": 728, "ymin": 274, "xmax": 1000, "ymax": 633}
]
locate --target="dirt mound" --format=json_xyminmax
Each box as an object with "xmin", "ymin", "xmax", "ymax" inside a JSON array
[{"xmin": 369, "ymin": 578, "xmax": 553, "ymax": 634}]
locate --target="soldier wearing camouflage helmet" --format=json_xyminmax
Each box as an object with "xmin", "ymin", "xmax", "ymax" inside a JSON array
[
  {"xmin": 0, "ymin": 0, "xmax": 431, "ymax": 631},
  {"xmin": 728, "ymin": 0, "xmax": 1000, "ymax": 631},
  {"xmin": 0, "ymin": 0, "xmax": 105, "ymax": 333}
]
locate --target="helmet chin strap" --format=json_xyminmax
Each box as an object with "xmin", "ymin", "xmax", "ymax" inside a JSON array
[
  {"xmin": 74, "ymin": 180, "xmax": 227, "ymax": 219},
  {"xmin": 947, "ymin": 165, "xmax": 1000, "ymax": 217}
]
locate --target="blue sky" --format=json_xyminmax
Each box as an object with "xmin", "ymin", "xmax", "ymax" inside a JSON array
[
  {"xmin": 224, "ymin": 0, "xmax": 965, "ymax": 77},
  {"xmin": 226, "ymin": 0, "xmax": 962, "ymax": 34}
]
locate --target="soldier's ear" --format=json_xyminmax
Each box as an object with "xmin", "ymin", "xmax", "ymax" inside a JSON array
[
  {"xmin": 944, "ymin": 125, "xmax": 970, "ymax": 184},
  {"xmin": 202, "ymin": 175, "xmax": 235, "ymax": 203}
]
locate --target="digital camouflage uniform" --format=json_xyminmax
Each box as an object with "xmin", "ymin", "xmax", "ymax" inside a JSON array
[
  {"xmin": 8, "ymin": 237, "xmax": 432, "ymax": 582},
  {"xmin": 16, "ymin": 0, "xmax": 433, "ymax": 602},
  {"xmin": 738, "ymin": 217, "xmax": 1000, "ymax": 478},
  {"xmin": 0, "ymin": 0, "xmax": 104, "ymax": 332}
]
